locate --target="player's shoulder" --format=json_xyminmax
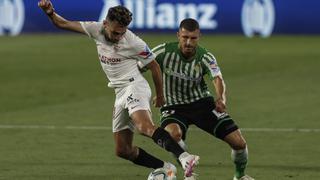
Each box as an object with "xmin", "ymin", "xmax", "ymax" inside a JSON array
[
  {"xmin": 151, "ymin": 42, "xmax": 176, "ymax": 56},
  {"xmin": 123, "ymin": 29, "xmax": 149, "ymax": 49},
  {"xmin": 165, "ymin": 42, "xmax": 179, "ymax": 51},
  {"xmin": 155, "ymin": 42, "xmax": 178, "ymax": 52},
  {"xmin": 197, "ymin": 45, "xmax": 216, "ymax": 60},
  {"xmin": 124, "ymin": 29, "xmax": 141, "ymax": 43},
  {"xmin": 197, "ymin": 44, "xmax": 210, "ymax": 55}
]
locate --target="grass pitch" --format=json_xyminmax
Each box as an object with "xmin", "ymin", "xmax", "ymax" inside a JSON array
[{"xmin": 0, "ymin": 34, "xmax": 320, "ymax": 180}]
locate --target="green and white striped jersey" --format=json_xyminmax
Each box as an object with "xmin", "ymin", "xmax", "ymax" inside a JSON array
[{"xmin": 152, "ymin": 42, "xmax": 222, "ymax": 107}]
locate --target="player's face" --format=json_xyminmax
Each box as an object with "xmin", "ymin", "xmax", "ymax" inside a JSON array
[
  {"xmin": 103, "ymin": 20, "xmax": 127, "ymax": 43},
  {"xmin": 177, "ymin": 28, "xmax": 200, "ymax": 58}
]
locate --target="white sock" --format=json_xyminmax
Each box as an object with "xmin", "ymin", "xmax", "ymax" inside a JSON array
[{"xmin": 178, "ymin": 139, "xmax": 188, "ymax": 151}]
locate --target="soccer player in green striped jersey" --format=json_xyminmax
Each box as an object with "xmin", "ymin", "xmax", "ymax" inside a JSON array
[{"xmin": 151, "ymin": 19, "xmax": 254, "ymax": 180}]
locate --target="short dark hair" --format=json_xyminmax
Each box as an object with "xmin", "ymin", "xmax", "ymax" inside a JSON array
[
  {"xmin": 179, "ymin": 18, "xmax": 199, "ymax": 31},
  {"xmin": 106, "ymin": 5, "xmax": 132, "ymax": 26}
]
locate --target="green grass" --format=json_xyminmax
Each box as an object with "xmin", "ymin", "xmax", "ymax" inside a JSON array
[{"xmin": 1, "ymin": 34, "xmax": 320, "ymax": 180}]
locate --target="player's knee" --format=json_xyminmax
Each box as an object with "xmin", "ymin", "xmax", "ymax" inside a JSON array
[
  {"xmin": 232, "ymin": 139, "xmax": 247, "ymax": 150},
  {"xmin": 170, "ymin": 129, "xmax": 182, "ymax": 142},
  {"xmin": 136, "ymin": 123, "xmax": 156, "ymax": 137},
  {"xmin": 164, "ymin": 125, "xmax": 182, "ymax": 142},
  {"xmin": 115, "ymin": 147, "xmax": 133, "ymax": 160}
]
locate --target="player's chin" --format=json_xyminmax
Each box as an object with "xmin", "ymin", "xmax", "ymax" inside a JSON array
[{"xmin": 183, "ymin": 48, "xmax": 195, "ymax": 54}]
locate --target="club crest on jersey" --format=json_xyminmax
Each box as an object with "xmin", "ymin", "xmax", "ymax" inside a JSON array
[
  {"xmin": 161, "ymin": 110, "xmax": 175, "ymax": 118},
  {"xmin": 194, "ymin": 63, "xmax": 201, "ymax": 73},
  {"xmin": 113, "ymin": 44, "xmax": 121, "ymax": 51},
  {"xmin": 138, "ymin": 46, "xmax": 152, "ymax": 59},
  {"xmin": 209, "ymin": 60, "xmax": 220, "ymax": 72}
]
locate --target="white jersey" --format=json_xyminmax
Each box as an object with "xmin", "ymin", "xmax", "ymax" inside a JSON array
[{"xmin": 80, "ymin": 21, "xmax": 154, "ymax": 88}]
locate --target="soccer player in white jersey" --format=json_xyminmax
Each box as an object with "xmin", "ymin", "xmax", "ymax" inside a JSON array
[{"xmin": 38, "ymin": 0, "xmax": 199, "ymax": 178}]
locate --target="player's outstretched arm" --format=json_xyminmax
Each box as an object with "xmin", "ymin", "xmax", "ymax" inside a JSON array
[{"xmin": 38, "ymin": 0, "xmax": 85, "ymax": 34}]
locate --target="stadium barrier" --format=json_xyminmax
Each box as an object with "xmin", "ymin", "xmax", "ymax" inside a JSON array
[{"xmin": 1, "ymin": 0, "xmax": 320, "ymax": 37}]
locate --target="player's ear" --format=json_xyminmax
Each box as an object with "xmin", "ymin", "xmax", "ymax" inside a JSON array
[{"xmin": 176, "ymin": 31, "xmax": 180, "ymax": 38}]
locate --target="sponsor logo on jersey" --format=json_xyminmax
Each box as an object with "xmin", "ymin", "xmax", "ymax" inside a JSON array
[
  {"xmin": 138, "ymin": 45, "xmax": 153, "ymax": 59},
  {"xmin": 164, "ymin": 68, "xmax": 202, "ymax": 83},
  {"xmin": 241, "ymin": 0, "xmax": 275, "ymax": 37},
  {"xmin": 0, "ymin": 0, "xmax": 25, "ymax": 36},
  {"xmin": 98, "ymin": 54, "xmax": 121, "ymax": 65}
]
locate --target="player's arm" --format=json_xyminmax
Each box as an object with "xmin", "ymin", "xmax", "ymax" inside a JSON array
[
  {"xmin": 146, "ymin": 60, "xmax": 165, "ymax": 107},
  {"xmin": 38, "ymin": 0, "xmax": 85, "ymax": 34},
  {"xmin": 212, "ymin": 75, "xmax": 227, "ymax": 113}
]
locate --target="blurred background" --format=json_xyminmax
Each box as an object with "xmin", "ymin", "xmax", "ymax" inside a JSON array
[{"xmin": 1, "ymin": 0, "xmax": 320, "ymax": 180}]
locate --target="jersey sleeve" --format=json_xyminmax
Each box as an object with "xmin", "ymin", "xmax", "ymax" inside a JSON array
[
  {"xmin": 152, "ymin": 43, "xmax": 166, "ymax": 68},
  {"xmin": 202, "ymin": 52, "xmax": 222, "ymax": 80},
  {"xmin": 79, "ymin": 21, "xmax": 102, "ymax": 39},
  {"xmin": 129, "ymin": 32, "xmax": 155, "ymax": 67}
]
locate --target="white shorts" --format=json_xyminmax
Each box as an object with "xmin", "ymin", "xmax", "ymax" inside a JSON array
[{"xmin": 112, "ymin": 80, "xmax": 151, "ymax": 132}]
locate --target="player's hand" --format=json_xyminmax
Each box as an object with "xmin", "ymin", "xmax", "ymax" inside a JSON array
[
  {"xmin": 38, "ymin": 0, "xmax": 54, "ymax": 15},
  {"xmin": 152, "ymin": 95, "xmax": 165, "ymax": 108},
  {"xmin": 215, "ymin": 98, "xmax": 226, "ymax": 113}
]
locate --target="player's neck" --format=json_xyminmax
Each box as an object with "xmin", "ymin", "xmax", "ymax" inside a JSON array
[{"xmin": 104, "ymin": 34, "xmax": 117, "ymax": 44}]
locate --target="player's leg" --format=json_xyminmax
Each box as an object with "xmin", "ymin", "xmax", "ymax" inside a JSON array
[
  {"xmin": 188, "ymin": 97, "xmax": 253, "ymax": 179},
  {"xmin": 130, "ymin": 110, "xmax": 184, "ymax": 155},
  {"xmin": 163, "ymin": 122, "xmax": 193, "ymax": 179},
  {"xmin": 223, "ymin": 130, "xmax": 253, "ymax": 180},
  {"xmin": 126, "ymin": 82, "xmax": 199, "ymax": 177},
  {"xmin": 195, "ymin": 114, "xmax": 252, "ymax": 179},
  {"xmin": 161, "ymin": 121, "xmax": 187, "ymax": 167},
  {"xmin": 112, "ymin": 89, "xmax": 176, "ymax": 172},
  {"xmin": 114, "ymin": 128, "xmax": 167, "ymax": 169},
  {"xmin": 130, "ymin": 109, "xmax": 199, "ymax": 177},
  {"xmin": 113, "ymin": 108, "xmax": 177, "ymax": 174},
  {"xmin": 163, "ymin": 123, "xmax": 187, "ymax": 151},
  {"xmin": 160, "ymin": 108, "xmax": 190, "ymax": 151}
]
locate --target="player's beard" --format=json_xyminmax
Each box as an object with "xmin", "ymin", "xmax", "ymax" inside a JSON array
[
  {"xmin": 182, "ymin": 45, "xmax": 196, "ymax": 59},
  {"xmin": 104, "ymin": 34, "xmax": 119, "ymax": 43}
]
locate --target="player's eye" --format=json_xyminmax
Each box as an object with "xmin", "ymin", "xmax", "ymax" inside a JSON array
[{"xmin": 182, "ymin": 36, "xmax": 189, "ymax": 40}]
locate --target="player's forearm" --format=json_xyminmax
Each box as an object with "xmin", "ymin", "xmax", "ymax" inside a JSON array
[
  {"xmin": 45, "ymin": 12, "xmax": 85, "ymax": 34},
  {"xmin": 213, "ymin": 76, "xmax": 226, "ymax": 103},
  {"xmin": 148, "ymin": 61, "xmax": 164, "ymax": 98},
  {"xmin": 151, "ymin": 69, "xmax": 164, "ymax": 98},
  {"xmin": 47, "ymin": 12, "xmax": 71, "ymax": 30}
]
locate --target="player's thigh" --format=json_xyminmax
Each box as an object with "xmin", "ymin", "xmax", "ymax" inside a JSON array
[
  {"xmin": 130, "ymin": 109, "xmax": 156, "ymax": 137},
  {"xmin": 113, "ymin": 103, "xmax": 135, "ymax": 133},
  {"xmin": 160, "ymin": 111, "xmax": 189, "ymax": 140},
  {"xmin": 126, "ymin": 82, "xmax": 151, "ymax": 114},
  {"xmin": 192, "ymin": 108, "xmax": 239, "ymax": 140}
]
